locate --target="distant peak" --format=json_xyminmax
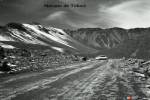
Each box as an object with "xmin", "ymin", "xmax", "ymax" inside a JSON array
[
  {"xmin": 6, "ymin": 22, "xmax": 28, "ymax": 32},
  {"xmin": 6, "ymin": 22, "xmax": 22, "ymax": 27}
]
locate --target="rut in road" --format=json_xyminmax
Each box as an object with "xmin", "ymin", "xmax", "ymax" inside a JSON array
[
  {"xmin": 0, "ymin": 61, "xmax": 105, "ymax": 100},
  {"xmin": 45, "ymin": 60, "xmax": 146, "ymax": 100},
  {"xmin": 0, "ymin": 60, "xmax": 147, "ymax": 100},
  {"xmin": 10, "ymin": 60, "xmax": 108, "ymax": 100},
  {"xmin": 50, "ymin": 60, "xmax": 111, "ymax": 100},
  {"xmin": 21, "ymin": 59, "xmax": 145, "ymax": 100}
]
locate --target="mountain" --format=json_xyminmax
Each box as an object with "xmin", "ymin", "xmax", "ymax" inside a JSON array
[
  {"xmin": 65, "ymin": 28, "xmax": 150, "ymax": 59},
  {"xmin": 1, "ymin": 22, "xmax": 150, "ymax": 59},
  {"xmin": 0, "ymin": 23, "xmax": 98, "ymax": 54}
]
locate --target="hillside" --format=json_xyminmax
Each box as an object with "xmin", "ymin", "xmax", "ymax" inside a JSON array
[
  {"xmin": 65, "ymin": 28, "xmax": 150, "ymax": 59},
  {"xmin": 1, "ymin": 22, "xmax": 150, "ymax": 58},
  {"xmin": 0, "ymin": 23, "xmax": 97, "ymax": 55}
]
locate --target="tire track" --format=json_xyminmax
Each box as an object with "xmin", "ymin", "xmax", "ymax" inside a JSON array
[
  {"xmin": 56, "ymin": 60, "xmax": 109, "ymax": 100},
  {"xmin": 0, "ymin": 60, "xmax": 104, "ymax": 100}
]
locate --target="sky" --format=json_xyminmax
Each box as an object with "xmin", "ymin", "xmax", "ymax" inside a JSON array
[{"xmin": 0, "ymin": 0, "xmax": 150, "ymax": 29}]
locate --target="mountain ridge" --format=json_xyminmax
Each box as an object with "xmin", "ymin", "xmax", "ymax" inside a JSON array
[
  {"xmin": 1, "ymin": 22, "xmax": 150, "ymax": 58},
  {"xmin": 0, "ymin": 22, "xmax": 97, "ymax": 54},
  {"xmin": 65, "ymin": 27, "xmax": 150, "ymax": 59}
]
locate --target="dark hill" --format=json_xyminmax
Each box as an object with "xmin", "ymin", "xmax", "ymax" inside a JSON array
[{"xmin": 65, "ymin": 27, "xmax": 150, "ymax": 59}]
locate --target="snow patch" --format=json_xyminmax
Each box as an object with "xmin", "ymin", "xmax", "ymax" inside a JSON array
[
  {"xmin": 9, "ymin": 29, "xmax": 47, "ymax": 45},
  {"xmin": 51, "ymin": 46, "xmax": 64, "ymax": 52},
  {"xmin": 48, "ymin": 27, "xmax": 67, "ymax": 35},
  {"xmin": 1, "ymin": 44, "xmax": 15, "ymax": 49},
  {"xmin": 0, "ymin": 35, "xmax": 14, "ymax": 41},
  {"xmin": 23, "ymin": 24, "xmax": 75, "ymax": 49}
]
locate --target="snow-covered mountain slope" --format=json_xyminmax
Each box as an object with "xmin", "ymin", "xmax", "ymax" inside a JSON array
[{"xmin": 0, "ymin": 23, "xmax": 97, "ymax": 54}]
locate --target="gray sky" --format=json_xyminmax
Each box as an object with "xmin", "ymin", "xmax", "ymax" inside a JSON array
[{"xmin": 0, "ymin": 0, "xmax": 150, "ymax": 29}]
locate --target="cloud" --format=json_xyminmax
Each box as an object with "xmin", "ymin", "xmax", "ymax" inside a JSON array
[
  {"xmin": 44, "ymin": 11, "xmax": 99, "ymax": 29},
  {"xmin": 66, "ymin": 20, "xmax": 98, "ymax": 28},
  {"xmin": 44, "ymin": 11, "xmax": 67, "ymax": 21},
  {"xmin": 42, "ymin": 0, "xmax": 150, "ymax": 29},
  {"xmin": 101, "ymin": 0, "xmax": 150, "ymax": 28},
  {"xmin": 59, "ymin": 0, "xmax": 84, "ymax": 4},
  {"xmin": 0, "ymin": 0, "xmax": 126, "ymax": 29},
  {"xmin": 3, "ymin": 0, "xmax": 150, "ymax": 29}
]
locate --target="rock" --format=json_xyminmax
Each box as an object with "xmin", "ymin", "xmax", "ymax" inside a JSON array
[{"xmin": 134, "ymin": 72, "xmax": 145, "ymax": 77}]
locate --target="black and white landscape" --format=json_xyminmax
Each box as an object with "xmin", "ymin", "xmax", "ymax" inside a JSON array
[
  {"xmin": 0, "ymin": 23, "xmax": 150, "ymax": 100},
  {"xmin": 1, "ymin": 0, "xmax": 150, "ymax": 100}
]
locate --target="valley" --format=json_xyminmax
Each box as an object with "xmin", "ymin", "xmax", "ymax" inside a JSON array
[{"xmin": 0, "ymin": 23, "xmax": 150, "ymax": 100}]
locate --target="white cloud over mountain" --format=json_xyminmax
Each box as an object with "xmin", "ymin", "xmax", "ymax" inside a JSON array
[
  {"xmin": 45, "ymin": 11, "xmax": 67, "ymax": 21},
  {"xmin": 101, "ymin": 0, "xmax": 150, "ymax": 28},
  {"xmin": 45, "ymin": 0, "xmax": 150, "ymax": 29},
  {"xmin": 2, "ymin": 0, "xmax": 150, "ymax": 29}
]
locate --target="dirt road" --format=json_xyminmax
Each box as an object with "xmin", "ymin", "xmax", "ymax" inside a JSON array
[{"xmin": 0, "ymin": 59, "xmax": 149, "ymax": 100}]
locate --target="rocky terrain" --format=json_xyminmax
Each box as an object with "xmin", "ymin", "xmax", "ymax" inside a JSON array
[
  {"xmin": 0, "ymin": 23, "xmax": 150, "ymax": 99},
  {"xmin": 1, "ymin": 23, "xmax": 150, "ymax": 59},
  {"xmin": 0, "ymin": 23, "xmax": 97, "ymax": 54},
  {"xmin": 0, "ymin": 48, "xmax": 84, "ymax": 75},
  {"xmin": 66, "ymin": 28, "xmax": 150, "ymax": 58},
  {"xmin": 0, "ymin": 59, "xmax": 150, "ymax": 100}
]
